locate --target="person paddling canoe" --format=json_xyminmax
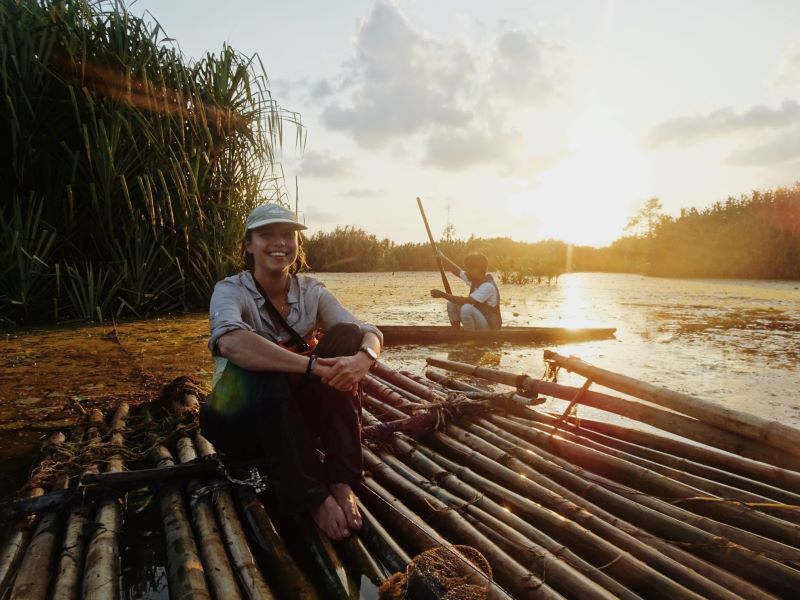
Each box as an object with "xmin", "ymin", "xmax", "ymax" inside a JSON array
[
  {"xmin": 430, "ymin": 251, "xmax": 502, "ymax": 330},
  {"xmin": 200, "ymin": 203, "xmax": 383, "ymax": 541}
]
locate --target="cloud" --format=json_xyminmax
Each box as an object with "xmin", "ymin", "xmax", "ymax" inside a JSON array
[
  {"xmin": 727, "ymin": 127, "xmax": 800, "ymax": 166},
  {"xmin": 309, "ymin": 79, "xmax": 334, "ymax": 100},
  {"xmin": 339, "ymin": 187, "xmax": 381, "ymax": 199},
  {"xmin": 317, "ymin": 0, "xmax": 567, "ymax": 167},
  {"xmin": 425, "ymin": 122, "xmax": 522, "ymax": 171},
  {"xmin": 648, "ymin": 100, "xmax": 800, "ymax": 146},
  {"xmin": 303, "ymin": 207, "xmax": 338, "ymax": 225},
  {"xmin": 298, "ymin": 150, "xmax": 353, "ymax": 178},
  {"xmin": 320, "ymin": 1, "xmax": 474, "ymax": 147},
  {"xmin": 488, "ymin": 30, "xmax": 565, "ymax": 105},
  {"xmin": 775, "ymin": 42, "xmax": 800, "ymax": 88}
]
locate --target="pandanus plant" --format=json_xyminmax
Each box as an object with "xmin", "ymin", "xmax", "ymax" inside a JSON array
[{"xmin": 0, "ymin": 0, "xmax": 302, "ymax": 324}]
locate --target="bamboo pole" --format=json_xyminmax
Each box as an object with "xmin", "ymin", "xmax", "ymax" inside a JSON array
[
  {"xmin": 375, "ymin": 448, "xmax": 617, "ymax": 599},
  {"xmin": 544, "ymin": 350, "xmax": 800, "ymax": 460},
  {"xmin": 425, "ymin": 358, "xmax": 800, "ymax": 470},
  {"xmin": 365, "ymin": 448, "xmax": 570, "ymax": 599},
  {"xmin": 234, "ymin": 486, "xmax": 318, "ymax": 599},
  {"xmin": 0, "ymin": 488, "xmax": 44, "ymax": 594},
  {"xmin": 363, "ymin": 400, "xmax": 644, "ymax": 598},
  {"xmin": 426, "ymin": 369, "xmax": 800, "ymax": 506},
  {"xmin": 296, "ymin": 518, "xmax": 357, "ymax": 600},
  {"xmin": 419, "ymin": 426, "xmax": 745, "ymax": 600},
  {"xmin": 9, "ymin": 433, "xmax": 68, "ymax": 600},
  {"xmin": 355, "ymin": 498, "xmax": 410, "ymax": 574},
  {"xmin": 505, "ymin": 402, "xmax": 800, "ymax": 508},
  {"xmin": 364, "ymin": 375, "xmax": 426, "ymax": 411},
  {"xmin": 175, "ymin": 436, "xmax": 243, "ymax": 600},
  {"xmin": 340, "ymin": 534, "xmax": 388, "ymax": 585},
  {"xmin": 82, "ymin": 402, "xmax": 129, "ymax": 600},
  {"xmin": 52, "ymin": 409, "xmax": 104, "ymax": 600},
  {"xmin": 372, "ymin": 363, "xmax": 443, "ymax": 402},
  {"xmin": 363, "ymin": 406, "xmax": 627, "ymax": 596},
  {"xmin": 492, "ymin": 413, "xmax": 800, "ymax": 555},
  {"xmin": 410, "ymin": 370, "xmax": 786, "ymax": 598},
  {"xmin": 194, "ymin": 433, "xmax": 276, "ymax": 600},
  {"xmin": 151, "ymin": 443, "xmax": 211, "ymax": 600},
  {"xmin": 364, "ymin": 379, "xmax": 779, "ymax": 599},
  {"xmin": 357, "ymin": 477, "xmax": 515, "ymax": 600},
  {"xmin": 508, "ymin": 413, "xmax": 800, "ymax": 524},
  {"xmin": 369, "ymin": 430, "xmax": 636, "ymax": 600},
  {"xmin": 476, "ymin": 416, "xmax": 800, "ymax": 597},
  {"xmin": 568, "ymin": 416, "xmax": 800, "ymax": 497}
]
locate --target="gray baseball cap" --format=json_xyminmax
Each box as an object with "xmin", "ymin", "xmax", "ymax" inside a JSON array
[{"xmin": 245, "ymin": 204, "xmax": 307, "ymax": 231}]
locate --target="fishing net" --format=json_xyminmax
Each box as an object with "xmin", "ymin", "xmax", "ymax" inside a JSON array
[
  {"xmin": 27, "ymin": 376, "xmax": 204, "ymax": 491},
  {"xmin": 379, "ymin": 544, "xmax": 491, "ymax": 600}
]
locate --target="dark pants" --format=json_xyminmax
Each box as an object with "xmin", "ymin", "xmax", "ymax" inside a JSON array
[{"xmin": 200, "ymin": 323, "xmax": 364, "ymax": 515}]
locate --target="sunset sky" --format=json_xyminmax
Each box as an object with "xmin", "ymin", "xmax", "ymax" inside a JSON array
[{"xmin": 134, "ymin": 0, "xmax": 800, "ymax": 246}]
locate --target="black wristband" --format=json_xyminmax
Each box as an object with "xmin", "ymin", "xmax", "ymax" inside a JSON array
[{"xmin": 304, "ymin": 355, "xmax": 317, "ymax": 379}]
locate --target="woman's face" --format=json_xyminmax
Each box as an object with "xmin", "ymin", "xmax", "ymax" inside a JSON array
[{"xmin": 246, "ymin": 223, "xmax": 299, "ymax": 273}]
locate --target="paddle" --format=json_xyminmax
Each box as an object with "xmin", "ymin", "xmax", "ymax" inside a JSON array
[{"xmin": 416, "ymin": 196, "xmax": 452, "ymax": 294}]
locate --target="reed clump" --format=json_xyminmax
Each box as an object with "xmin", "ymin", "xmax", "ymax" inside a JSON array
[{"xmin": 0, "ymin": 0, "xmax": 301, "ymax": 324}]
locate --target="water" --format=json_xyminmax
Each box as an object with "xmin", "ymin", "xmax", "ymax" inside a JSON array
[
  {"xmin": 2, "ymin": 271, "xmax": 799, "ymax": 495},
  {"xmin": 319, "ymin": 272, "xmax": 800, "ymax": 427}
]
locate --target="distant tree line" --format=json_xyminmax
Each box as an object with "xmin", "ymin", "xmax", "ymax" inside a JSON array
[
  {"xmin": 305, "ymin": 184, "xmax": 800, "ymax": 281},
  {"xmin": 305, "ymin": 230, "xmax": 570, "ymax": 282},
  {"xmin": 588, "ymin": 186, "xmax": 800, "ymax": 279}
]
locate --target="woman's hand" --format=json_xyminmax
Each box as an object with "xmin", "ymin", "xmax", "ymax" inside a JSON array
[
  {"xmin": 430, "ymin": 289, "xmax": 445, "ymax": 298},
  {"xmin": 315, "ymin": 353, "xmax": 373, "ymax": 393}
]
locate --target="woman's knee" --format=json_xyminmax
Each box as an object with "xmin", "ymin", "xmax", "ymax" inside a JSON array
[{"xmin": 317, "ymin": 322, "xmax": 363, "ymax": 357}]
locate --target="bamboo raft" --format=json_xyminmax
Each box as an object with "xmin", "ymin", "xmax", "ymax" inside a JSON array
[
  {"xmin": 2, "ymin": 354, "xmax": 800, "ymax": 599},
  {"xmin": 377, "ymin": 325, "xmax": 617, "ymax": 345}
]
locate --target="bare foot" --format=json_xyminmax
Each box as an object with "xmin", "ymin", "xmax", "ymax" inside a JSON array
[
  {"xmin": 329, "ymin": 483, "xmax": 362, "ymax": 531},
  {"xmin": 312, "ymin": 495, "xmax": 350, "ymax": 540}
]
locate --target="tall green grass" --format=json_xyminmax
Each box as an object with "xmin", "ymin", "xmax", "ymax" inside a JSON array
[{"xmin": 0, "ymin": 0, "xmax": 301, "ymax": 323}]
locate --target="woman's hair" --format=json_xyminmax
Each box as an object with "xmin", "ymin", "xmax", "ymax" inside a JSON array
[{"xmin": 239, "ymin": 229, "xmax": 308, "ymax": 274}]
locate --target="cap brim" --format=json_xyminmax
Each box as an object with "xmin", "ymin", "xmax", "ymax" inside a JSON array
[{"xmin": 247, "ymin": 218, "xmax": 307, "ymax": 231}]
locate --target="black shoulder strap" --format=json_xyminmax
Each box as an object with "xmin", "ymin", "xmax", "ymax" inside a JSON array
[{"xmin": 251, "ymin": 274, "xmax": 309, "ymax": 352}]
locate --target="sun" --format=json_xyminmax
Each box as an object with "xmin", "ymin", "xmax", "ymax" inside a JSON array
[{"xmin": 511, "ymin": 132, "xmax": 651, "ymax": 247}]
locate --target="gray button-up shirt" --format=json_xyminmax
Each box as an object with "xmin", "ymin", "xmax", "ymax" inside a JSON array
[{"xmin": 209, "ymin": 271, "xmax": 383, "ymax": 384}]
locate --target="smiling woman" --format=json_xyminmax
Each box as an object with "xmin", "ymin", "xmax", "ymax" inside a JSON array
[{"xmin": 515, "ymin": 133, "xmax": 651, "ymax": 247}]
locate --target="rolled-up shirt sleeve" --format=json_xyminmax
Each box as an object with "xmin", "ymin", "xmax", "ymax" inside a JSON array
[
  {"xmin": 316, "ymin": 287, "xmax": 384, "ymax": 349},
  {"xmin": 209, "ymin": 280, "xmax": 255, "ymax": 355}
]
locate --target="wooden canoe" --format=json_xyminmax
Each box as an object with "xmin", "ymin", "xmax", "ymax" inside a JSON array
[{"xmin": 376, "ymin": 325, "xmax": 616, "ymax": 345}]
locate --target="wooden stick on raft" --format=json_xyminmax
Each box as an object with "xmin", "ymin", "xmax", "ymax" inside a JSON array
[
  {"xmin": 562, "ymin": 415, "xmax": 800, "ymax": 498},
  {"xmin": 374, "ymin": 369, "xmax": 785, "ymax": 599},
  {"xmin": 193, "ymin": 433, "xmax": 276, "ymax": 600},
  {"xmin": 362, "ymin": 394, "xmax": 752, "ymax": 600},
  {"xmin": 52, "ymin": 409, "xmax": 104, "ymax": 600},
  {"xmin": 543, "ymin": 350, "xmax": 800, "ymax": 459},
  {"xmin": 355, "ymin": 498, "xmax": 411, "ymax": 574},
  {"xmin": 492, "ymin": 412, "xmax": 800, "ymax": 556},
  {"xmin": 82, "ymin": 402, "xmax": 129, "ymax": 600},
  {"xmin": 364, "ymin": 446, "xmax": 567, "ymax": 600},
  {"xmin": 150, "ymin": 442, "xmax": 212, "ymax": 600},
  {"xmin": 425, "ymin": 357, "xmax": 800, "ymax": 471},
  {"xmin": 373, "ymin": 446, "xmax": 625, "ymax": 600},
  {"xmin": 361, "ymin": 409, "xmax": 640, "ymax": 600},
  {"xmin": 8, "ymin": 432, "xmax": 68, "ymax": 600},
  {"xmin": 0, "ymin": 486, "xmax": 44, "ymax": 595},
  {"xmin": 174, "ymin": 436, "xmax": 243, "ymax": 600},
  {"xmin": 509, "ymin": 411, "xmax": 800, "ymax": 525},
  {"xmin": 425, "ymin": 369, "xmax": 800, "ymax": 504},
  {"xmin": 233, "ymin": 485, "xmax": 319, "ymax": 599},
  {"xmin": 469, "ymin": 414, "xmax": 800, "ymax": 598},
  {"xmin": 357, "ymin": 473, "xmax": 515, "ymax": 600}
]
